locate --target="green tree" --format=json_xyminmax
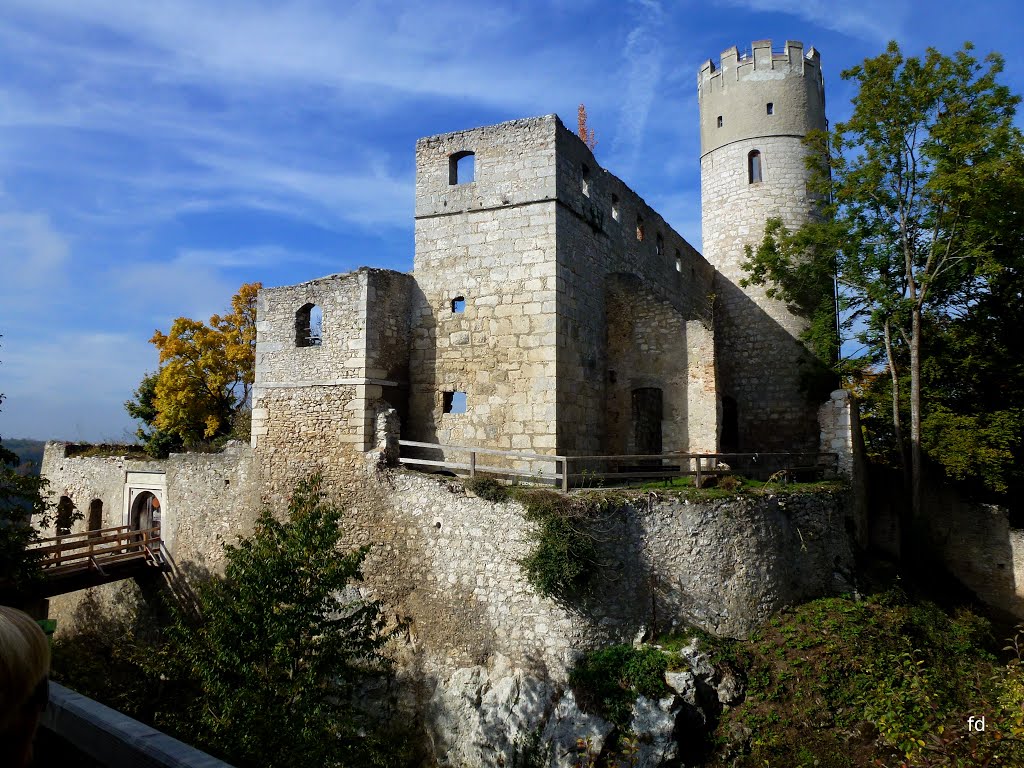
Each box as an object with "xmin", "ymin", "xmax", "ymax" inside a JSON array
[
  {"xmin": 162, "ymin": 475, "xmax": 398, "ymax": 768},
  {"xmin": 0, "ymin": 336, "xmax": 54, "ymax": 592},
  {"xmin": 743, "ymin": 42, "xmax": 1023, "ymax": 533},
  {"xmin": 127, "ymin": 283, "xmax": 260, "ymax": 454}
]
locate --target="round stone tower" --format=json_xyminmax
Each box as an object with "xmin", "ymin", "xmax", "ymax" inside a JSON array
[{"xmin": 698, "ymin": 39, "xmax": 827, "ymax": 452}]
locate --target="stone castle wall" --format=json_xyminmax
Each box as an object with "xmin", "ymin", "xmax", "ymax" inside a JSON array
[
  {"xmin": 38, "ymin": 442, "xmax": 257, "ymax": 628},
  {"xmin": 253, "ymin": 268, "xmax": 413, "ymax": 497},
  {"xmin": 551, "ymin": 121, "xmax": 717, "ymax": 455},
  {"xmin": 409, "ymin": 118, "xmax": 559, "ymax": 457},
  {"xmin": 699, "ymin": 40, "xmax": 827, "ymax": 451}
]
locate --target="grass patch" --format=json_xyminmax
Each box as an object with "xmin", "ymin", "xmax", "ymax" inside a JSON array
[{"xmin": 570, "ymin": 645, "xmax": 671, "ymax": 728}]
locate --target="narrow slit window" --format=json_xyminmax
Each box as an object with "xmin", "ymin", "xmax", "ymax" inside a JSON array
[
  {"xmin": 748, "ymin": 150, "xmax": 762, "ymax": 184},
  {"xmin": 636, "ymin": 215, "xmax": 645, "ymax": 242},
  {"xmin": 675, "ymin": 249, "xmax": 682, "ymax": 272},
  {"xmin": 448, "ymin": 151, "xmax": 475, "ymax": 185},
  {"xmin": 656, "ymin": 233, "xmax": 664, "ymax": 257},
  {"xmin": 717, "ymin": 115, "xmax": 723, "ymax": 128},
  {"xmin": 451, "ymin": 296, "xmax": 465, "ymax": 313},
  {"xmin": 442, "ymin": 391, "xmax": 467, "ymax": 414},
  {"xmin": 581, "ymin": 164, "xmax": 591, "ymax": 197},
  {"xmin": 766, "ymin": 102, "xmax": 774, "ymax": 115},
  {"xmin": 295, "ymin": 303, "xmax": 323, "ymax": 347},
  {"xmin": 611, "ymin": 194, "xmax": 620, "ymax": 222}
]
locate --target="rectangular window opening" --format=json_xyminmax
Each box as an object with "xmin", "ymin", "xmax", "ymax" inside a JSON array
[
  {"xmin": 717, "ymin": 115, "xmax": 723, "ymax": 128},
  {"xmin": 451, "ymin": 296, "xmax": 466, "ymax": 313},
  {"xmin": 766, "ymin": 102, "xmax": 774, "ymax": 115},
  {"xmin": 442, "ymin": 391, "xmax": 467, "ymax": 414}
]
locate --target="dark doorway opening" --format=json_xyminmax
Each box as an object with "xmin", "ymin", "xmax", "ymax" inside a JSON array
[
  {"xmin": 632, "ymin": 387, "xmax": 663, "ymax": 456},
  {"xmin": 130, "ymin": 492, "xmax": 161, "ymax": 532},
  {"xmin": 721, "ymin": 396, "xmax": 739, "ymax": 453}
]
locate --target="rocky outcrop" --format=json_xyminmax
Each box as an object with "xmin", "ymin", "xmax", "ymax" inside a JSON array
[{"xmin": 425, "ymin": 639, "xmax": 745, "ymax": 768}]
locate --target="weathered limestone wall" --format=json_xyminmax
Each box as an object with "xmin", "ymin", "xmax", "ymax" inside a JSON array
[
  {"xmin": 253, "ymin": 268, "xmax": 413, "ymax": 497},
  {"xmin": 338, "ymin": 471, "xmax": 857, "ymax": 682},
  {"xmin": 38, "ymin": 442, "xmax": 258, "ymax": 631},
  {"xmin": 410, "ymin": 118, "xmax": 559, "ymax": 456},
  {"xmin": 699, "ymin": 40, "xmax": 827, "ymax": 451},
  {"xmin": 552, "ymin": 121, "xmax": 716, "ymax": 455},
  {"xmin": 605, "ymin": 276, "xmax": 716, "ymax": 455},
  {"xmin": 818, "ymin": 389, "xmax": 868, "ymax": 546}
]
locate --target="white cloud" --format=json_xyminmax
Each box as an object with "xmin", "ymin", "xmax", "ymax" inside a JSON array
[{"xmin": 715, "ymin": 0, "xmax": 909, "ymax": 43}]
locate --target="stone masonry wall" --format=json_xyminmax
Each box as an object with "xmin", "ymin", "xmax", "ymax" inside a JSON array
[
  {"xmin": 38, "ymin": 442, "xmax": 258, "ymax": 631},
  {"xmin": 253, "ymin": 268, "xmax": 413, "ymax": 498},
  {"xmin": 552, "ymin": 121, "xmax": 716, "ymax": 455},
  {"xmin": 409, "ymin": 118, "xmax": 559, "ymax": 459},
  {"xmin": 699, "ymin": 40, "xmax": 827, "ymax": 452},
  {"xmin": 605, "ymin": 276, "xmax": 716, "ymax": 455},
  {"xmin": 336, "ymin": 469, "xmax": 858, "ymax": 683}
]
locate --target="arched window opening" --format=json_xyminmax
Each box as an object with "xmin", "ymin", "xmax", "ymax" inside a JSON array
[
  {"xmin": 748, "ymin": 150, "xmax": 763, "ymax": 184},
  {"xmin": 611, "ymin": 195, "xmax": 620, "ymax": 222},
  {"xmin": 766, "ymin": 102, "xmax": 775, "ymax": 115},
  {"xmin": 451, "ymin": 296, "xmax": 466, "ymax": 313},
  {"xmin": 674, "ymin": 249, "xmax": 682, "ymax": 273},
  {"xmin": 88, "ymin": 499, "xmax": 103, "ymax": 536},
  {"xmin": 717, "ymin": 115, "xmax": 723, "ymax": 128},
  {"xmin": 656, "ymin": 233, "xmax": 664, "ymax": 257},
  {"xmin": 636, "ymin": 215, "xmax": 645, "ymax": 242},
  {"xmin": 295, "ymin": 303, "xmax": 323, "ymax": 347},
  {"xmin": 449, "ymin": 151, "xmax": 475, "ymax": 185},
  {"xmin": 581, "ymin": 164, "xmax": 591, "ymax": 197},
  {"xmin": 56, "ymin": 496, "xmax": 75, "ymax": 536}
]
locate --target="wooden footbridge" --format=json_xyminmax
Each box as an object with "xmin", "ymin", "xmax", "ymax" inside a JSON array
[{"xmin": 25, "ymin": 525, "xmax": 167, "ymax": 597}]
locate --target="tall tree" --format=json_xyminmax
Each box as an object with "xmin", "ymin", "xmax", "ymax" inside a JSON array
[
  {"xmin": 128, "ymin": 283, "xmax": 260, "ymax": 453},
  {"xmin": 161, "ymin": 475, "xmax": 398, "ymax": 767},
  {"xmin": 744, "ymin": 42, "xmax": 1023, "ymax": 538}
]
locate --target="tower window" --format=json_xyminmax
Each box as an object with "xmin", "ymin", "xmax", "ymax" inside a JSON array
[
  {"xmin": 451, "ymin": 296, "xmax": 465, "ymax": 313},
  {"xmin": 674, "ymin": 249, "xmax": 682, "ymax": 272},
  {"xmin": 766, "ymin": 102, "xmax": 774, "ymax": 115},
  {"xmin": 442, "ymin": 391, "xmax": 467, "ymax": 414},
  {"xmin": 716, "ymin": 115, "xmax": 723, "ymax": 128},
  {"xmin": 581, "ymin": 164, "xmax": 591, "ymax": 197},
  {"xmin": 611, "ymin": 195, "xmax": 620, "ymax": 222},
  {"xmin": 295, "ymin": 303, "xmax": 323, "ymax": 347},
  {"xmin": 448, "ymin": 151, "xmax": 475, "ymax": 185},
  {"xmin": 656, "ymin": 233, "xmax": 664, "ymax": 256},
  {"xmin": 635, "ymin": 215, "xmax": 645, "ymax": 242},
  {"xmin": 748, "ymin": 150, "xmax": 762, "ymax": 184}
]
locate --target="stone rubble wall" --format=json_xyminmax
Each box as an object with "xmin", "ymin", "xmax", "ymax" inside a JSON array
[{"xmin": 37, "ymin": 442, "xmax": 257, "ymax": 631}]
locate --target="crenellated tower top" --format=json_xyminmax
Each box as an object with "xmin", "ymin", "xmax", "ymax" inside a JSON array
[{"xmin": 697, "ymin": 40, "xmax": 825, "ymax": 157}]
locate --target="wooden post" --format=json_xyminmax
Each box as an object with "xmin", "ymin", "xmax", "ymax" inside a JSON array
[
  {"xmin": 469, "ymin": 451, "xmax": 477, "ymax": 478},
  {"xmin": 695, "ymin": 456, "xmax": 702, "ymax": 489},
  {"xmin": 561, "ymin": 457, "xmax": 569, "ymax": 492}
]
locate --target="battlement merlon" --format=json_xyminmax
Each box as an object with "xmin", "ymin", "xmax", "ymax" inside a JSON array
[{"xmin": 698, "ymin": 39, "xmax": 822, "ymax": 94}]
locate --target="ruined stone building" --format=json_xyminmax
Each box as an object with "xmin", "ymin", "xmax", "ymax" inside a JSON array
[{"xmin": 41, "ymin": 37, "xmax": 869, "ymax": 645}]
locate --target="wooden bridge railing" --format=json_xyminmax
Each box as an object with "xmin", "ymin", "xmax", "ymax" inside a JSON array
[
  {"xmin": 30, "ymin": 524, "xmax": 164, "ymax": 581},
  {"xmin": 398, "ymin": 440, "xmax": 839, "ymax": 491}
]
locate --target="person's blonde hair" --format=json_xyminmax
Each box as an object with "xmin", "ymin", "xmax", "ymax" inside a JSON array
[{"xmin": 0, "ymin": 605, "xmax": 51, "ymax": 766}]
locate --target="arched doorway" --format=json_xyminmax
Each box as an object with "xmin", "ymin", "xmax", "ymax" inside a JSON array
[
  {"xmin": 130, "ymin": 492, "xmax": 161, "ymax": 532},
  {"xmin": 87, "ymin": 499, "xmax": 103, "ymax": 537},
  {"xmin": 56, "ymin": 496, "xmax": 76, "ymax": 536}
]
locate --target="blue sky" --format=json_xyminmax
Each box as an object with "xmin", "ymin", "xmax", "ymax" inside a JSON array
[{"xmin": 1, "ymin": 0, "xmax": 1022, "ymax": 441}]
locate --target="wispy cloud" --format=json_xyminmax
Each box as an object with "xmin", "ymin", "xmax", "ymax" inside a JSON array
[
  {"xmin": 715, "ymin": 0, "xmax": 910, "ymax": 43},
  {"xmin": 611, "ymin": 0, "xmax": 668, "ymax": 176}
]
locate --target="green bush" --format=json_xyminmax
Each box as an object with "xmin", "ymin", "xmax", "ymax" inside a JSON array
[
  {"xmin": 516, "ymin": 491, "xmax": 612, "ymax": 600},
  {"xmin": 570, "ymin": 645, "xmax": 670, "ymax": 728},
  {"xmin": 464, "ymin": 475, "xmax": 511, "ymax": 502}
]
